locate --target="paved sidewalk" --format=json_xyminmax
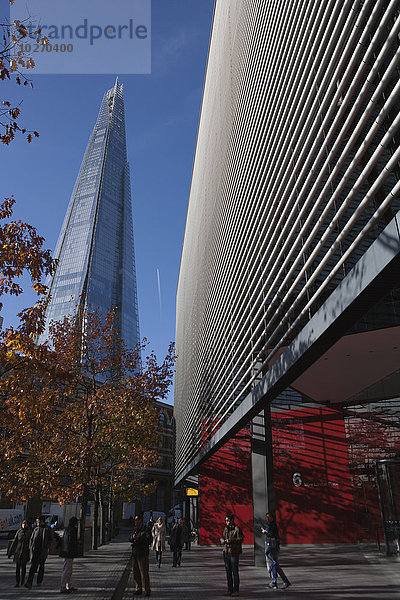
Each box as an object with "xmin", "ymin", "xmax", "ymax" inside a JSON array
[
  {"xmin": 123, "ymin": 544, "xmax": 400, "ymax": 600},
  {"xmin": 1, "ymin": 535, "xmax": 399, "ymax": 599},
  {"xmin": 0, "ymin": 528, "xmax": 132, "ymax": 600}
]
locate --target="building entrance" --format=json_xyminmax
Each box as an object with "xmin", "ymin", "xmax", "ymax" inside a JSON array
[{"xmin": 376, "ymin": 458, "xmax": 400, "ymax": 555}]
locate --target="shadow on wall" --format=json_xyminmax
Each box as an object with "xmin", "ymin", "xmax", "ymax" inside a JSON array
[
  {"xmin": 199, "ymin": 428, "xmax": 253, "ymax": 545},
  {"xmin": 198, "ymin": 407, "xmax": 384, "ymax": 545},
  {"xmin": 272, "ymin": 406, "xmax": 357, "ymax": 544}
]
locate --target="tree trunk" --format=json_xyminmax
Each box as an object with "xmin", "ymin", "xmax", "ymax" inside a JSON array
[
  {"xmin": 92, "ymin": 484, "xmax": 99, "ymax": 550},
  {"xmin": 99, "ymin": 492, "xmax": 105, "ymax": 546},
  {"xmin": 78, "ymin": 486, "xmax": 89, "ymax": 557},
  {"xmin": 107, "ymin": 497, "xmax": 113, "ymax": 542}
]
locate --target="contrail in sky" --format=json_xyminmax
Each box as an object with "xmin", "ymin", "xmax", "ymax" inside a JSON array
[{"xmin": 157, "ymin": 268, "xmax": 162, "ymax": 316}]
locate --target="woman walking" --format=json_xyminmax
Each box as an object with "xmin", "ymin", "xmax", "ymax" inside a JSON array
[
  {"xmin": 7, "ymin": 519, "xmax": 32, "ymax": 587},
  {"xmin": 151, "ymin": 516, "xmax": 166, "ymax": 568}
]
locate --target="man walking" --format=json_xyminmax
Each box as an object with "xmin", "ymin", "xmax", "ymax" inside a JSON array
[
  {"xmin": 59, "ymin": 516, "xmax": 79, "ymax": 594},
  {"xmin": 170, "ymin": 518, "xmax": 184, "ymax": 567},
  {"xmin": 130, "ymin": 514, "xmax": 151, "ymax": 596},
  {"xmin": 261, "ymin": 512, "xmax": 291, "ymax": 589},
  {"xmin": 25, "ymin": 515, "xmax": 54, "ymax": 589},
  {"xmin": 220, "ymin": 513, "xmax": 244, "ymax": 597}
]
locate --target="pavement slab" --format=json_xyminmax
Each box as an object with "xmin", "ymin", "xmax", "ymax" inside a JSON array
[
  {"xmin": 1, "ymin": 533, "xmax": 399, "ymax": 599},
  {"xmin": 122, "ymin": 544, "xmax": 400, "ymax": 600}
]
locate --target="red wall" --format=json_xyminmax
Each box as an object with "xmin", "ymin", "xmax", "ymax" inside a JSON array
[
  {"xmin": 272, "ymin": 406, "xmax": 356, "ymax": 543},
  {"xmin": 199, "ymin": 429, "xmax": 253, "ymax": 545},
  {"xmin": 199, "ymin": 406, "xmax": 357, "ymax": 544}
]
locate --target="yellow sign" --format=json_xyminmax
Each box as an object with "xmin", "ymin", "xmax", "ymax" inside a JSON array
[{"xmin": 186, "ymin": 488, "xmax": 198, "ymax": 496}]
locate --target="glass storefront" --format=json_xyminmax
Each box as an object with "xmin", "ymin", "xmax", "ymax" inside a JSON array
[{"xmin": 376, "ymin": 458, "xmax": 400, "ymax": 555}]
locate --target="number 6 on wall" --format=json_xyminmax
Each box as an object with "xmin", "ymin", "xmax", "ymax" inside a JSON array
[{"xmin": 292, "ymin": 472, "xmax": 302, "ymax": 487}]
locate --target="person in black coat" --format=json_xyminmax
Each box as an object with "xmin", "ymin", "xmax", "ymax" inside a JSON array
[
  {"xmin": 220, "ymin": 513, "xmax": 244, "ymax": 597},
  {"xmin": 170, "ymin": 518, "xmax": 184, "ymax": 567},
  {"xmin": 130, "ymin": 514, "xmax": 151, "ymax": 596},
  {"xmin": 7, "ymin": 519, "xmax": 32, "ymax": 587},
  {"xmin": 59, "ymin": 516, "xmax": 79, "ymax": 594},
  {"xmin": 25, "ymin": 515, "xmax": 54, "ymax": 589}
]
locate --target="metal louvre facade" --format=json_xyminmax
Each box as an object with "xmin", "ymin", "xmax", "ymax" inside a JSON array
[{"xmin": 174, "ymin": 0, "xmax": 400, "ymax": 482}]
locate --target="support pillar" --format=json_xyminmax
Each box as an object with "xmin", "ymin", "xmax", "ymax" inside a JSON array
[{"xmin": 251, "ymin": 407, "xmax": 275, "ymax": 566}]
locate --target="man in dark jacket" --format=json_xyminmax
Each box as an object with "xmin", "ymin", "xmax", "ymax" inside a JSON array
[
  {"xmin": 24, "ymin": 515, "xmax": 54, "ymax": 589},
  {"xmin": 261, "ymin": 512, "xmax": 291, "ymax": 589},
  {"xmin": 59, "ymin": 516, "xmax": 79, "ymax": 594},
  {"xmin": 130, "ymin": 514, "xmax": 151, "ymax": 596},
  {"xmin": 170, "ymin": 518, "xmax": 184, "ymax": 567},
  {"xmin": 7, "ymin": 519, "xmax": 32, "ymax": 587},
  {"xmin": 221, "ymin": 513, "xmax": 244, "ymax": 597}
]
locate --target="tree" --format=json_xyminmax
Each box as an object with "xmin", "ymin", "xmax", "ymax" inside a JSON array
[
  {"xmin": 0, "ymin": 192, "xmax": 57, "ymax": 521},
  {"xmin": 1, "ymin": 0, "xmax": 47, "ymax": 144},
  {"xmin": 0, "ymin": 307, "xmax": 175, "ymax": 551},
  {"xmin": 0, "ymin": 196, "xmax": 54, "ymax": 308},
  {"xmin": 0, "ymin": 195, "xmax": 56, "ymax": 385}
]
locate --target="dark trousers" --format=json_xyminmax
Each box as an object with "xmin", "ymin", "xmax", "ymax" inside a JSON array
[
  {"xmin": 266, "ymin": 548, "xmax": 290, "ymax": 585},
  {"xmin": 224, "ymin": 552, "xmax": 240, "ymax": 593},
  {"xmin": 16, "ymin": 561, "xmax": 27, "ymax": 584},
  {"xmin": 133, "ymin": 554, "xmax": 150, "ymax": 593},
  {"xmin": 27, "ymin": 557, "xmax": 46, "ymax": 585},
  {"xmin": 172, "ymin": 544, "xmax": 182, "ymax": 566}
]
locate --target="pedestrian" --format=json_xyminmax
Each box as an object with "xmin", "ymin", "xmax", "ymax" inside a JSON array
[
  {"xmin": 151, "ymin": 516, "xmax": 166, "ymax": 568},
  {"xmin": 130, "ymin": 514, "xmax": 151, "ymax": 596},
  {"xmin": 59, "ymin": 516, "xmax": 79, "ymax": 594},
  {"xmin": 182, "ymin": 517, "xmax": 191, "ymax": 550},
  {"xmin": 7, "ymin": 519, "xmax": 32, "ymax": 587},
  {"xmin": 24, "ymin": 515, "xmax": 54, "ymax": 589},
  {"xmin": 261, "ymin": 512, "xmax": 291, "ymax": 590},
  {"xmin": 169, "ymin": 517, "xmax": 184, "ymax": 567},
  {"xmin": 220, "ymin": 513, "xmax": 244, "ymax": 597}
]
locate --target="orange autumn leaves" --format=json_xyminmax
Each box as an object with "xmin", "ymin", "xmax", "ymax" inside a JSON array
[
  {"xmin": 0, "ymin": 197, "xmax": 174, "ymax": 506},
  {"xmin": 1, "ymin": 307, "xmax": 174, "ymax": 504}
]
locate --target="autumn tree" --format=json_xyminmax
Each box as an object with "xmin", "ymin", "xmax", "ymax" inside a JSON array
[
  {"xmin": 1, "ymin": 0, "xmax": 47, "ymax": 144},
  {"xmin": 0, "ymin": 307, "xmax": 174, "ymax": 551},
  {"xmin": 0, "ymin": 195, "xmax": 56, "ymax": 373}
]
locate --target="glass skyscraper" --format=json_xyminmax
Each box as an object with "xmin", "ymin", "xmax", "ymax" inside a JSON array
[{"xmin": 40, "ymin": 78, "xmax": 140, "ymax": 349}]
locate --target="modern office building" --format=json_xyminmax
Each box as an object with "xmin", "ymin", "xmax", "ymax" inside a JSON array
[
  {"xmin": 174, "ymin": 0, "xmax": 400, "ymax": 557},
  {"xmin": 39, "ymin": 78, "xmax": 140, "ymax": 349}
]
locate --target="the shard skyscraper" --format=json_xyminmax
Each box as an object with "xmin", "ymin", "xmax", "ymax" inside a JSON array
[{"xmin": 40, "ymin": 78, "xmax": 140, "ymax": 349}]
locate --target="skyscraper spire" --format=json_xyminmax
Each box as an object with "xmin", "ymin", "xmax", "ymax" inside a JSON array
[{"xmin": 40, "ymin": 82, "xmax": 140, "ymax": 350}]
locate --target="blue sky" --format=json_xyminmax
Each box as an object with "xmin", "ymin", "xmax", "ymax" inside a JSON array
[{"xmin": 1, "ymin": 0, "xmax": 215, "ymax": 403}]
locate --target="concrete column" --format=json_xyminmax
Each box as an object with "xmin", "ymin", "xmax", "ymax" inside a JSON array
[{"xmin": 251, "ymin": 407, "xmax": 275, "ymax": 566}]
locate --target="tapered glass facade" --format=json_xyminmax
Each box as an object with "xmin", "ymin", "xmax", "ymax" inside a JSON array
[{"xmin": 40, "ymin": 79, "xmax": 139, "ymax": 349}]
